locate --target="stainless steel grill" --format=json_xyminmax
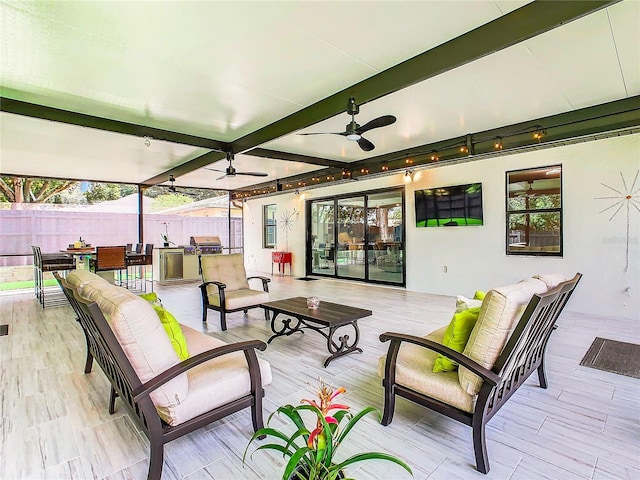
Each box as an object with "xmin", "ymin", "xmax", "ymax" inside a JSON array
[{"xmin": 190, "ymin": 236, "xmax": 223, "ymax": 255}]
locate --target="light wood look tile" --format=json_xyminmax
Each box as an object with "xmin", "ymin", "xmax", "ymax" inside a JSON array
[{"xmin": 1, "ymin": 274, "xmax": 638, "ymax": 479}]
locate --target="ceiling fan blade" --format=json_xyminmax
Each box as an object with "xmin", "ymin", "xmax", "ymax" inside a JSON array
[
  {"xmin": 357, "ymin": 137, "xmax": 375, "ymax": 151},
  {"xmin": 357, "ymin": 115, "xmax": 397, "ymax": 134},
  {"xmin": 298, "ymin": 132, "xmax": 346, "ymax": 136},
  {"xmin": 235, "ymin": 171, "xmax": 269, "ymax": 177},
  {"xmin": 216, "ymin": 174, "xmax": 227, "ymax": 181},
  {"xmin": 204, "ymin": 167, "xmax": 226, "ymax": 173}
]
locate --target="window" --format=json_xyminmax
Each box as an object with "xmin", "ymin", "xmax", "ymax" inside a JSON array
[
  {"xmin": 263, "ymin": 204, "xmax": 277, "ymax": 248},
  {"xmin": 506, "ymin": 165, "xmax": 562, "ymax": 256}
]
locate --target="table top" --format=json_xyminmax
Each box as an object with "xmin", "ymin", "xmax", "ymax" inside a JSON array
[
  {"xmin": 63, "ymin": 247, "xmax": 95, "ymax": 254},
  {"xmin": 261, "ymin": 296, "xmax": 372, "ymax": 327}
]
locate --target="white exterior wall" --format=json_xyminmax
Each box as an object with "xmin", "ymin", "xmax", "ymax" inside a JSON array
[{"xmin": 244, "ymin": 133, "xmax": 640, "ymax": 320}]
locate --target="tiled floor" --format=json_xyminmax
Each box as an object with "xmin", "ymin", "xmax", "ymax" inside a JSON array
[{"xmin": 1, "ymin": 274, "xmax": 638, "ymax": 479}]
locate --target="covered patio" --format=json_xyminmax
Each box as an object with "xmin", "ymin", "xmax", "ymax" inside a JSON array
[{"xmin": 1, "ymin": 274, "xmax": 638, "ymax": 479}]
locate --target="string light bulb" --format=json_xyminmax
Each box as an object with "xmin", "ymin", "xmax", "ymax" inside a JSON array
[{"xmin": 494, "ymin": 137, "xmax": 503, "ymax": 150}]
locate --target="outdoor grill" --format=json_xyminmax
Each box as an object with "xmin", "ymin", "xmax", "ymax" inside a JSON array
[{"xmin": 190, "ymin": 236, "xmax": 223, "ymax": 255}]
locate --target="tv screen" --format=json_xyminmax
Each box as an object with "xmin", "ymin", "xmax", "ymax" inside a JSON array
[{"xmin": 415, "ymin": 183, "xmax": 483, "ymax": 227}]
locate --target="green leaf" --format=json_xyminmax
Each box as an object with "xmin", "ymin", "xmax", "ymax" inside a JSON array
[
  {"xmin": 334, "ymin": 452, "xmax": 413, "ymax": 476},
  {"xmin": 336, "ymin": 407, "xmax": 378, "ymax": 445},
  {"xmin": 283, "ymin": 447, "xmax": 312, "ymax": 480},
  {"xmin": 243, "ymin": 427, "xmax": 298, "ymax": 463}
]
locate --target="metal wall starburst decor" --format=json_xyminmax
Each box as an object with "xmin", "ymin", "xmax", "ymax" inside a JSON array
[
  {"xmin": 595, "ymin": 171, "xmax": 640, "ymax": 272},
  {"xmin": 280, "ymin": 209, "xmax": 297, "ymax": 251}
]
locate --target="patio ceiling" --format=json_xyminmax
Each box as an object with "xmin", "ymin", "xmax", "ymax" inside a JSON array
[{"xmin": 1, "ymin": 1, "xmax": 639, "ymax": 196}]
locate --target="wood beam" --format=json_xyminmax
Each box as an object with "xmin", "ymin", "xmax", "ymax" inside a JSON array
[{"xmin": 0, "ymin": 97, "xmax": 229, "ymax": 152}]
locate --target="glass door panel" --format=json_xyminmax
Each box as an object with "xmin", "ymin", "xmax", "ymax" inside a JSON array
[
  {"xmin": 310, "ymin": 200, "xmax": 335, "ymax": 275},
  {"xmin": 367, "ymin": 191, "xmax": 404, "ymax": 283},
  {"xmin": 336, "ymin": 197, "xmax": 365, "ymax": 279}
]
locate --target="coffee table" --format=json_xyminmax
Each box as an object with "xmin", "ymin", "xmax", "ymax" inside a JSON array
[{"xmin": 261, "ymin": 297, "xmax": 372, "ymax": 367}]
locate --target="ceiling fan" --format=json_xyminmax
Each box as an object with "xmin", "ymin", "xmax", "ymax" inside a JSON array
[
  {"xmin": 298, "ymin": 97, "xmax": 396, "ymax": 151},
  {"xmin": 167, "ymin": 175, "xmax": 196, "ymax": 196},
  {"xmin": 204, "ymin": 152, "xmax": 268, "ymax": 180}
]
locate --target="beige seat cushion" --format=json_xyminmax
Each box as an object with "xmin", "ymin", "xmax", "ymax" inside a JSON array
[
  {"xmin": 201, "ymin": 254, "xmax": 250, "ymax": 296},
  {"xmin": 157, "ymin": 325, "xmax": 273, "ymax": 426},
  {"xmin": 378, "ymin": 326, "xmax": 475, "ymax": 413},
  {"xmin": 75, "ymin": 280, "xmax": 188, "ymax": 410},
  {"xmin": 459, "ymin": 277, "xmax": 547, "ymax": 395},
  {"xmin": 207, "ymin": 288, "xmax": 270, "ymax": 310}
]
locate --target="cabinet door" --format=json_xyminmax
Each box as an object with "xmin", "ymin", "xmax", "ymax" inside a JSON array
[{"xmin": 163, "ymin": 252, "xmax": 183, "ymax": 280}]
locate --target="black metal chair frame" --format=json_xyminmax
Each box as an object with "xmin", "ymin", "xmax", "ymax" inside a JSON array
[
  {"xmin": 379, "ymin": 273, "xmax": 582, "ymax": 474},
  {"xmin": 198, "ymin": 255, "xmax": 271, "ymax": 331},
  {"xmin": 54, "ymin": 272, "xmax": 267, "ymax": 480}
]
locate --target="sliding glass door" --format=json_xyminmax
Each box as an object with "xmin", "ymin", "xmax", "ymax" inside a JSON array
[
  {"xmin": 367, "ymin": 190, "xmax": 404, "ymax": 284},
  {"xmin": 310, "ymin": 200, "xmax": 335, "ymax": 275},
  {"xmin": 307, "ymin": 187, "xmax": 404, "ymax": 286},
  {"xmin": 336, "ymin": 196, "xmax": 365, "ymax": 279}
]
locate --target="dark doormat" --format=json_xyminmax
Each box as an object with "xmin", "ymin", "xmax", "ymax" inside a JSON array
[
  {"xmin": 0, "ymin": 324, "xmax": 8, "ymax": 336},
  {"xmin": 580, "ymin": 337, "xmax": 640, "ymax": 379},
  {"xmin": 296, "ymin": 277, "xmax": 319, "ymax": 281}
]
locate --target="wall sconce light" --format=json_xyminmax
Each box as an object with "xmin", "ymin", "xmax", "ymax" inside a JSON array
[
  {"xmin": 403, "ymin": 170, "xmax": 414, "ymax": 183},
  {"xmin": 294, "ymin": 189, "xmax": 300, "ymax": 195},
  {"xmin": 494, "ymin": 137, "xmax": 503, "ymax": 150}
]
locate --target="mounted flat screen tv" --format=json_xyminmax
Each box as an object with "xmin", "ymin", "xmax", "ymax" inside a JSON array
[{"xmin": 415, "ymin": 183, "xmax": 483, "ymax": 227}]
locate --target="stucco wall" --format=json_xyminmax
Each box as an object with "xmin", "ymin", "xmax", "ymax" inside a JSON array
[{"xmin": 244, "ymin": 133, "xmax": 639, "ymax": 320}]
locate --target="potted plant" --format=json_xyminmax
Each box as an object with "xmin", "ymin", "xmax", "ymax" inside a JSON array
[
  {"xmin": 161, "ymin": 222, "xmax": 172, "ymax": 247},
  {"xmin": 243, "ymin": 379, "xmax": 412, "ymax": 480}
]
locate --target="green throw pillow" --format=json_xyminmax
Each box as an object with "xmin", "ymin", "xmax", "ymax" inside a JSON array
[
  {"xmin": 153, "ymin": 306, "xmax": 189, "ymax": 361},
  {"xmin": 474, "ymin": 290, "xmax": 486, "ymax": 301},
  {"xmin": 433, "ymin": 307, "xmax": 481, "ymax": 373},
  {"xmin": 139, "ymin": 292, "xmax": 161, "ymax": 306}
]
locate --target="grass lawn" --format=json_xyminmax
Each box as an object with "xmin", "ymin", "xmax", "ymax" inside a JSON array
[{"xmin": 0, "ymin": 278, "xmax": 57, "ymax": 291}]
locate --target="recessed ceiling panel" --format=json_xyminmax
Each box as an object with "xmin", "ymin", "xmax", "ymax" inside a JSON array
[
  {"xmin": 608, "ymin": 0, "xmax": 640, "ymax": 96},
  {"xmin": 524, "ymin": 9, "xmax": 630, "ymax": 108},
  {"xmin": 0, "ymin": 112, "xmax": 206, "ymax": 183},
  {"xmin": 0, "ymin": 0, "xmax": 533, "ymax": 143}
]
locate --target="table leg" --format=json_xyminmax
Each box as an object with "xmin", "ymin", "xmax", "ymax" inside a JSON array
[
  {"xmin": 267, "ymin": 312, "xmax": 304, "ymax": 344},
  {"xmin": 323, "ymin": 321, "xmax": 362, "ymax": 367}
]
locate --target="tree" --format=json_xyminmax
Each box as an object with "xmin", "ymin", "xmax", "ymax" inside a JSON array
[
  {"xmin": 150, "ymin": 193, "xmax": 193, "ymax": 211},
  {"xmin": 82, "ymin": 183, "xmax": 139, "ymax": 204},
  {"xmin": 0, "ymin": 176, "xmax": 77, "ymax": 203}
]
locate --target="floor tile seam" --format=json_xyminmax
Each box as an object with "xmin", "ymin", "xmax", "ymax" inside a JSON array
[{"xmin": 492, "ymin": 436, "xmax": 595, "ymax": 479}]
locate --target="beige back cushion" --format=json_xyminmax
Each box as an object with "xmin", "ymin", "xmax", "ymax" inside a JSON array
[
  {"xmin": 66, "ymin": 269, "xmax": 106, "ymax": 290},
  {"xmin": 458, "ymin": 277, "xmax": 547, "ymax": 395},
  {"xmin": 76, "ymin": 280, "xmax": 188, "ymax": 408},
  {"xmin": 201, "ymin": 254, "xmax": 250, "ymax": 293},
  {"xmin": 533, "ymin": 273, "xmax": 568, "ymax": 290}
]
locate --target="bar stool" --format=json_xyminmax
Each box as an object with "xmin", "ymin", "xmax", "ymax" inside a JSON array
[
  {"xmin": 125, "ymin": 243, "xmax": 154, "ymax": 292},
  {"xmin": 90, "ymin": 246, "xmax": 127, "ymax": 286},
  {"xmin": 31, "ymin": 245, "xmax": 75, "ymax": 308}
]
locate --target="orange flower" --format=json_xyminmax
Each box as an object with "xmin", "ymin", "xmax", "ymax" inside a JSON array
[{"xmin": 301, "ymin": 379, "xmax": 350, "ymax": 449}]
